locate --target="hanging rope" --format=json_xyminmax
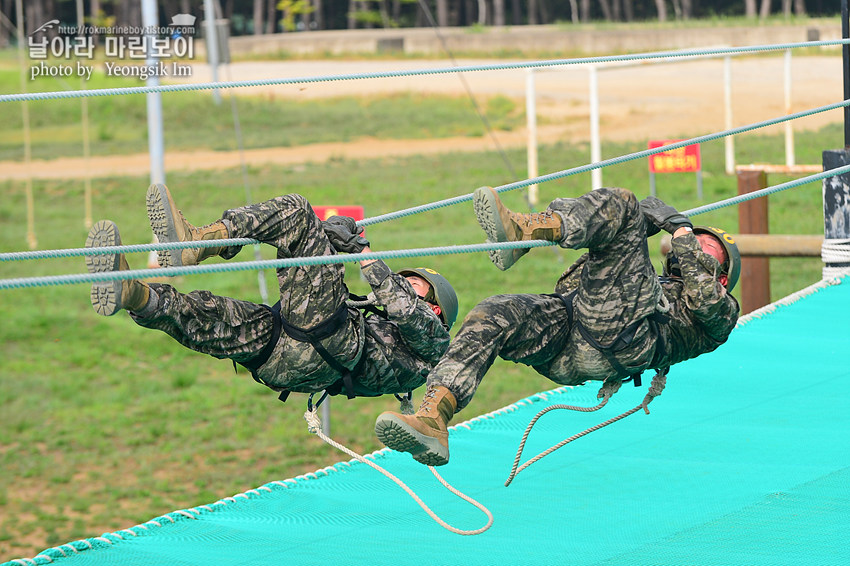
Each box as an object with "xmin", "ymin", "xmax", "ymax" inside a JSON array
[
  {"xmin": 302, "ymin": 409, "xmax": 493, "ymax": 536},
  {"xmin": 1, "ymin": 39, "xmax": 848, "ymax": 104},
  {"xmin": 504, "ymin": 369, "xmax": 668, "ymax": 487}
]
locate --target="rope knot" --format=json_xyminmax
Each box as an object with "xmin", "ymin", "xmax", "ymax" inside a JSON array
[
  {"xmin": 641, "ymin": 368, "xmax": 669, "ymax": 414},
  {"xmin": 597, "ymin": 379, "xmax": 623, "ymax": 401},
  {"xmin": 303, "ymin": 410, "xmax": 322, "ymax": 434}
]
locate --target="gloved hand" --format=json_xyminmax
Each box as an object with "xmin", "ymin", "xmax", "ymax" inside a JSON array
[
  {"xmin": 322, "ymin": 215, "xmax": 370, "ymax": 253},
  {"xmin": 639, "ymin": 196, "xmax": 693, "ymax": 236}
]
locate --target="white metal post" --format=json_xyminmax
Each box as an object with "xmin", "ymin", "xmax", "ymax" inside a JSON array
[
  {"xmin": 724, "ymin": 56, "xmax": 735, "ymax": 175},
  {"xmin": 321, "ymin": 400, "xmax": 331, "ymax": 436},
  {"xmin": 204, "ymin": 0, "xmax": 221, "ymax": 104},
  {"xmin": 589, "ymin": 65, "xmax": 602, "ymax": 190},
  {"xmin": 142, "ymin": 0, "xmax": 165, "ymax": 185},
  {"xmin": 76, "ymin": 0, "xmax": 93, "ymax": 228},
  {"xmin": 14, "ymin": 0, "xmax": 36, "ymax": 249},
  {"xmin": 526, "ymin": 68, "xmax": 539, "ymax": 207},
  {"xmin": 784, "ymin": 49, "xmax": 795, "ymax": 167}
]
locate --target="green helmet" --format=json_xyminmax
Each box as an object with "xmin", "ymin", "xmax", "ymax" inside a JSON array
[
  {"xmin": 664, "ymin": 226, "xmax": 741, "ymax": 292},
  {"xmin": 398, "ymin": 267, "xmax": 459, "ymax": 330}
]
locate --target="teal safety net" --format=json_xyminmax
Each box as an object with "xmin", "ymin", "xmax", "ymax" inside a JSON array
[{"xmin": 6, "ymin": 275, "xmax": 850, "ymax": 566}]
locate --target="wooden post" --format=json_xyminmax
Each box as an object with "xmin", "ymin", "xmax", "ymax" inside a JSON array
[{"xmin": 737, "ymin": 169, "xmax": 771, "ymax": 314}]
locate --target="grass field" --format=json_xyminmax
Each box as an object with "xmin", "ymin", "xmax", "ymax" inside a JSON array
[
  {"xmin": 0, "ymin": 69, "xmax": 522, "ymax": 161},
  {"xmin": 0, "ymin": 74, "xmax": 837, "ymax": 559}
]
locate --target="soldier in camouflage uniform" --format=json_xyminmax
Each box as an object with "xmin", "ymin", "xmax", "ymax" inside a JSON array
[
  {"xmin": 375, "ymin": 187, "xmax": 740, "ymax": 466},
  {"xmin": 85, "ymin": 185, "xmax": 458, "ymax": 400}
]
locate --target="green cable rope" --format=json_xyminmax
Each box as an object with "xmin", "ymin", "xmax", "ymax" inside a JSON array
[
  {"xmin": 0, "ymin": 241, "xmax": 553, "ymax": 290},
  {"xmin": 2, "ymin": 164, "xmax": 847, "ymax": 291},
  {"xmin": 3, "ymin": 97, "xmax": 849, "ymax": 264},
  {"xmin": 682, "ymin": 166, "xmax": 850, "ymax": 216},
  {"xmin": 0, "ymin": 238, "xmax": 260, "ymax": 262},
  {"xmin": 1, "ymin": 39, "xmax": 847, "ymax": 104},
  {"xmin": 359, "ymin": 98, "xmax": 850, "ymax": 226}
]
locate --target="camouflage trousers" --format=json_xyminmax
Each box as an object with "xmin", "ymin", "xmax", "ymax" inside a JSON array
[
  {"xmin": 431, "ymin": 188, "xmax": 662, "ymax": 412},
  {"xmin": 131, "ymin": 194, "xmax": 352, "ymax": 369}
]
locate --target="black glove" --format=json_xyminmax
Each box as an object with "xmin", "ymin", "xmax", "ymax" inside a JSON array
[
  {"xmin": 639, "ymin": 196, "xmax": 693, "ymax": 236},
  {"xmin": 322, "ymin": 215, "xmax": 370, "ymax": 254}
]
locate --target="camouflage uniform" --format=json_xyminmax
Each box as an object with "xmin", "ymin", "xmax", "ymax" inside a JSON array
[
  {"xmin": 131, "ymin": 194, "xmax": 450, "ymax": 397},
  {"xmin": 429, "ymin": 187, "xmax": 739, "ymax": 411}
]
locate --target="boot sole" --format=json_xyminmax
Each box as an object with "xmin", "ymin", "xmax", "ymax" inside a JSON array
[
  {"xmin": 374, "ymin": 413, "xmax": 449, "ymax": 467},
  {"xmin": 146, "ymin": 183, "xmax": 183, "ymax": 268},
  {"xmin": 85, "ymin": 220, "xmax": 123, "ymax": 316},
  {"xmin": 472, "ymin": 187, "xmax": 514, "ymax": 271}
]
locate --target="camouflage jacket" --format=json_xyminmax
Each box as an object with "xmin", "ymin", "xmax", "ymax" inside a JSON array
[
  {"xmin": 652, "ymin": 231, "xmax": 740, "ymax": 369},
  {"xmin": 254, "ymin": 260, "xmax": 450, "ymax": 396},
  {"xmin": 551, "ymin": 230, "xmax": 739, "ymax": 382}
]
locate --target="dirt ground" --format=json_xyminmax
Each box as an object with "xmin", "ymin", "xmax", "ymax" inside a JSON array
[{"xmin": 0, "ymin": 54, "xmax": 845, "ymax": 180}]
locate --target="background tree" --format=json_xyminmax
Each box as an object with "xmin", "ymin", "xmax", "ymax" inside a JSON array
[
  {"xmin": 745, "ymin": 0, "xmax": 758, "ymax": 17},
  {"xmin": 0, "ymin": 0, "xmax": 839, "ymax": 39}
]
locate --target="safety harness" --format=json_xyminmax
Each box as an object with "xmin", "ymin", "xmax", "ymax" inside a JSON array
[
  {"xmin": 551, "ymin": 289, "xmax": 669, "ymax": 387},
  {"xmin": 235, "ymin": 294, "xmax": 390, "ymax": 403}
]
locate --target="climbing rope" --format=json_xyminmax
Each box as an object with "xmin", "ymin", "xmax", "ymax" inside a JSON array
[
  {"xmin": 2, "ymin": 97, "xmax": 849, "ymax": 264},
  {"xmin": 505, "ymin": 369, "xmax": 668, "ymax": 487},
  {"xmin": 302, "ymin": 409, "xmax": 493, "ymax": 535},
  {"xmin": 0, "ymin": 237, "xmax": 260, "ymax": 262},
  {"xmin": 360, "ymin": 99, "xmax": 850, "ymax": 226},
  {"xmin": 3, "ymin": 162, "xmax": 848, "ymax": 291},
  {"xmin": 821, "ymin": 238, "xmax": 850, "ymax": 279},
  {"xmin": 0, "ymin": 241, "xmax": 553, "ymax": 290},
  {"xmin": 0, "ymin": 39, "xmax": 847, "ymax": 104}
]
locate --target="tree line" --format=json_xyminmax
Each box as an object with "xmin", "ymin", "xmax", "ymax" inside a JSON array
[{"xmin": 0, "ymin": 0, "xmax": 838, "ymax": 45}]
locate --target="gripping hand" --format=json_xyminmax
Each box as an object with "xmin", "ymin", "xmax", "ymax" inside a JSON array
[
  {"xmin": 639, "ymin": 196, "xmax": 693, "ymax": 236},
  {"xmin": 323, "ymin": 215, "xmax": 370, "ymax": 254}
]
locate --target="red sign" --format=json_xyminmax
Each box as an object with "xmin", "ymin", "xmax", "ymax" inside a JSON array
[
  {"xmin": 648, "ymin": 140, "xmax": 701, "ymax": 173},
  {"xmin": 312, "ymin": 205, "xmax": 365, "ymax": 222}
]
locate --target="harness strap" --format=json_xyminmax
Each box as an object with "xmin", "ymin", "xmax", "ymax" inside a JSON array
[
  {"xmin": 278, "ymin": 301, "xmax": 362, "ymax": 400},
  {"xmin": 235, "ymin": 295, "xmax": 400, "ymax": 403},
  {"xmin": 277, "ymin": 300, "xmax": 351, "ymax": 343},
  {"xmin": 234, "ymin": 302, "xmax": 284, "ymax": 397},
  {"xmin": 551, "ymin": 290, "xmax": 668, "ymax": 386}
]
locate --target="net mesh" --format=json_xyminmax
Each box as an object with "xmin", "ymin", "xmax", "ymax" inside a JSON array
[{"xmin": 7, "ymin": 276, "xmax": 850, "ymax": 566}]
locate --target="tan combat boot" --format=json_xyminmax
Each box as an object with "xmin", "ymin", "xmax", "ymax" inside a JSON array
[
  {"xmin": 374, "ymin": 385, "xmax": 457, "ymax": 466},
  {"xmin": 85, "ymin": 220, "xmax": 151, "ymax": 316},
  {"xmin": 473, "ymin": 186, "xmax": 563, "ymax": 271},
  {"xmin": 146, "ymin": 183, "xmax": 230, "ymax": 267}
]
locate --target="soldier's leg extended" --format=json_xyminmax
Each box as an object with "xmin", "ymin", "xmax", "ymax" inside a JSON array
[
  {"xmin": 85, "ymin": 220, "xmax": 274, "ymax": 363},
  {"xmin": 220, "ymin": 193, "xmax": 349, "ymax": 330},
  {"xmin": 375, "ymin": 293, "xmax": 571, "ymax": 466},
  {"xmin": 473, "ymin": 186, "xmax": 564, "ymax": 270},
  {"xmin": 148, "ymin": 187, "xmax": 348, "ymax": 329},
  {"xmin": 86, "ymin": 220, "xmax": 151, "ymax": 316},
  {"xmin": 130, "ymin": 284, "xmax": 275, "ymax": 365},
  {"xmin": 146, "ymin": 184, "xmax": 234, "ymax": 268}
]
